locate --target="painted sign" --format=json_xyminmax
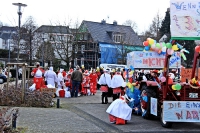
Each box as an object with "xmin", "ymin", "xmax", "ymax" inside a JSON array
[
  {"xmin": 127, "ymin": 51, "xmax": 181, "ymax": 68},
  {"xmin": 170, "ymin": 0, "xmax": 200, "ymax": 38},
  {"xmin": 163, "ymin": 101, "xmax": 200, "ymax": 122},
  {"xmin": 180, "ymin": 68, "xmax": 200, "ymax": 82},
  {"xmin": 150, "ymin": 97, "xmax": 157, "ymax": 116}
]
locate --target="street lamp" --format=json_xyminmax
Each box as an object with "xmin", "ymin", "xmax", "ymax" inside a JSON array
[
  {"xmin": 42, "ymin": 33, "xmax": 46, "ymax": 67},
  {"xmin": 12, "ymin": 3, "xmax": 27, "ymax": 62}
]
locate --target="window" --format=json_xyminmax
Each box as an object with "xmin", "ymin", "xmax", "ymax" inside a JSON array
[
  {"xmin": 81, "ymin": 45, "xmax": 85, "ymax": 53},
  {"xmin": 74, "ymin": 58, "xmax": 77, "ymax": 66},
  {"xmin": 81, "ymin": 58, "xmax": 84, "ymax": 66},
  {"xmin": 75, "ymin": 45, "xmax": 78, "ymax": 53},
  {"xmin": 113, "ymin": 34, "xmax": 123, "ymax": 43}
]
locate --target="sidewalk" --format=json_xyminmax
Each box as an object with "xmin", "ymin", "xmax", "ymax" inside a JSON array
[{"xmin": 16, "ymin": 90, "xmax": 200, "ymax": 133}]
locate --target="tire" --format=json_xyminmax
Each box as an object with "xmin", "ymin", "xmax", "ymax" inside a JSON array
[
  {"xmin": 160, "ymin": 108, "xmax": 173, "ymax": 128},
  {"xmin": 140, "ymin": 84, "xmax": 156, "ymax": 119}
]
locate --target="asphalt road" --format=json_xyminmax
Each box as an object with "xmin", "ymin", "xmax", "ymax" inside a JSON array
[{"xmin": 16, "ymin": 90, "xmax": 200, "ymax": 133}]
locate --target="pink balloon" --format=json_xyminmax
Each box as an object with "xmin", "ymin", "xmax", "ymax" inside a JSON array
[
  {"xmin": 167, "ymin": 49, "xmax": 174, "ymax": 55},
  {"xmin": 160, "ymin": 77, "xmax": 166, "ymax": 82}
]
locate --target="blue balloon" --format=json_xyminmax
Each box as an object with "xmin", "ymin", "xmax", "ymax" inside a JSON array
[
  {"xmin": 145, "ymin": 46, "xmax": 150, "ymax": 51},
  {"xmin": 130, "ymin": 65, "xmax": 134, "ymax": 70}
]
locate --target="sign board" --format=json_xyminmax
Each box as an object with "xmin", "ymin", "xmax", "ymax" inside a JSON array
[
  {"xmin": 170, "ymin": 0, "xmax": 200, "ymax": 38},
  {"xmin": 150, "ymin": 97, "xmax": 157, "ymax": 116},
  {"xmin": 127, "ymin": 51, "xmax": 181, "ymax": 69},
  {"xmin": 180, "ymin": 68, "xmax": 200, "ymax": 82},
  {"xmin": 163, "ymin": 101, "xmax": 200, "ymax": 122}
]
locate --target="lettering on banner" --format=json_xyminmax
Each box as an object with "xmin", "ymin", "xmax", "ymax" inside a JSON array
[{"xmin": 166, "ymin": 101, "xmax": 200, "ymax": 121}]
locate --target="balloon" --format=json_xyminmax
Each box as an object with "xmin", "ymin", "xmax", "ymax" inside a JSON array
[
  {"xmin": 167, "ymin": 49, "xmax": 174, "ymax": 55},
  {"xmin": 160, "ymin": 77, "xmax": 166, "ymax": 82},
  {"xmin": 181, "ymin": 53, "xmax": 187, "ymax": 60},
  {"xmin": 175, "ymin": 83, "xmax": 182, "ymax": 90},
  {"xmin": 168, "ymin": 78, "xmax": 173, "ymax": 84},
  {"xmin": 127, "ymin": 82, "xmax": 132, "ymax": 89},
  {"xmin": 143, "ymin": 41, "xmax": 149, "ymax": 46},
  {"xmin": 130, "ymin": 65, "xmax": 134, "ymax": 71},
  {"xmin": 172, "ymin": 45, "xmax": 179, "ymax": 51},
  {"xmin": 149, "ymin": 39, "xmax": 155, "ymax": 45},
  {"xmin": 145, "ymin": 46, "xmax": 150, "ymax": 51},
  {"xmin": 166, "ymin": 43, "xmax": 172, "ymax": 48},
  {"xmin": 161, "ymin": 47, "xmax": 167, "ymax": 53},
  {"xmin": 162, "ymin": 43, "xmax": 166, "ymax": 47},
  {"xmin": 195, "ymin": 46, "xmax": 200, "ymax": 52},
  {"xmin": 156, "ymin": 43, "xmax": 161, "ymax": 48},
  {"xmin": 151, "ymin": 44, "xmax": 156, "ymax": 49},
  {"xmin": 172, "ymin": 85, "xmax": 176, "ymax": 90}
]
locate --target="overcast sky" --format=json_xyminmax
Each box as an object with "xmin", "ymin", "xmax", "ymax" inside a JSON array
[{"xmin": 0, "ymin": 0, "xmax": 170, "ymax": 33}]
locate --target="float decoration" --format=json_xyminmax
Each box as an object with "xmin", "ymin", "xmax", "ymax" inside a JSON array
[
  {"xmin": 189, "ymin": 78, "xmax": 200, "ymax": 89},
  {"xmin": 143, "ymin": 38, "xmax": 189, "ymax": 60}
]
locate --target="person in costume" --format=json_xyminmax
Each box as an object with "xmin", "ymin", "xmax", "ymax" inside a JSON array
[
  {"xmin": 65, "ymin": 68, "xmax": 73, "ymax": 90},
  {"xmin": 81, "ymin": 70, "xmax": 90, "ymax": 95},
  {"xmin": 98, "ymin": 69, "xmax": 111, "ymax": 104},
  {"xmin": 57, "ymin": 68, "xmax": 65, "ymax": 89},
  {"xmin": 106, "ymin": 94, "xmax": 133, "ymax": 124},
  {"xmin": 31, "ymin": 62, "xmax": 45, "ymax": 90},
  {"xmin": 44, "ymin": 66, "xmax": 57, "ymax": 87},
  {"xmin": 89, "ymin": 69, "xmax": 98, "ymax": 95},
  {"xmin": 111, "ymin": 68, "xmax": 124, "ymax": 101}
]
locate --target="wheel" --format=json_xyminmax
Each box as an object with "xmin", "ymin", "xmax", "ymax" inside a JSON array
[
  {"xmin": 160, "ymin": 108, "xmax": 173, "ymax": 128},
  {"xmin": 140, "ymin": 84, "xmax": 156, "ymax": 119}
]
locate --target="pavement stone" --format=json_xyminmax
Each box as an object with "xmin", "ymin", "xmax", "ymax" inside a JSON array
[{"xmin": 12, "ymin": 90, "xmax": 200, "ymax": 133}]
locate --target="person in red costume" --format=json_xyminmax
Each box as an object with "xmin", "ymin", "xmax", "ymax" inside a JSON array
[
  {"xmin": 89, "ymin": 69, "xmax": 98, "ymax": 95},
  {"xmin": 31, "ymin": 62, "xmax": 45, "ymax": 90},
  {"xmin": 81, "ymin": 70, "xmax": 90, "ymax": 95}
]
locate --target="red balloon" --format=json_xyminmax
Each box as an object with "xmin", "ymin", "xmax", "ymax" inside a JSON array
[
  {"xmin": 143, "ymin": 41, "xmax": 149, "ymax": 46},
  {"xmin": 195, "ymin": 46, "xmax": 200, "ymax": 52},
  {"xmin": 168, "ymin": 78, "xmax": 173, "ymax": 84}
]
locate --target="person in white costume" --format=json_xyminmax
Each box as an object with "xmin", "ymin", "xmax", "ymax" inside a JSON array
[
  {"xmin": 98, "ymin": 69, "xmax": 111, "ymax": 104},
  {"xmin": 44, "ymin": 67, "xmax": 58, "ymax": 88},
  {"xmin": 57, "ymin": 68, "xmax": 64, "ymax": 89},
  {"xmin": 106, "ymin": 94, "xmax": 133, "ymax": 124},
  {"xmin": 110, "ymin": 69, "xmax": 124, "ymax": 101}
]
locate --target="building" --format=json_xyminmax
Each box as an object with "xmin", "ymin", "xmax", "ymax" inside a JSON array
[
  {"xmin": 35, "ymin": 25, "xmax": 73, "ymax": 67},
  {"xmin": 72, "ymin": 20, "xmax": 144, "ymax": 69}
]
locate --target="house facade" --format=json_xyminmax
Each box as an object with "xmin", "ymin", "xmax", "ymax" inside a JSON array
[
  {"xmin": 72, "ymin": 20, "xmax": 144, "ymax": 69},
  {"xmin": 35, "ymin": 25, "xmax": 73, "ymax": 67}
]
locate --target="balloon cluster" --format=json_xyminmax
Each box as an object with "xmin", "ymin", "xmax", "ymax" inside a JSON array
[
  {"xmin": 190, "ymin": 78, "xmax": 200, "ymax": 86},
  {"xmin": 143, "ymin": 38, "xmax": 189, "ymax": 60},
  {"xmin": 172, "ymin": 83, "xmax": 182, "ymax": 90}
]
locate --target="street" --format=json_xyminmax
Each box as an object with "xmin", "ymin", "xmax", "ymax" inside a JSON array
[{"xmin": 16, "ymin": 90, "xmax": 200, "ymax": 133}]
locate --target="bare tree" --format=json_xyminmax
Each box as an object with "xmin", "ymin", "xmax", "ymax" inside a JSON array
[
  {"xmin": 20, "ymin": 16, "xmax": 38, "ymax": 65},
  {"xmin": 123, "ymin": 20, "xmax": 138, "ymax": 33},
  {"xmin": 148, "ymin": 11, "xmax": 163, "ymax": 40}
]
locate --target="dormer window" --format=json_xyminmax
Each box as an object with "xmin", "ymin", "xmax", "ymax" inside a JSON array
[{"xmin": 113, "ymin": 34, "xmax": 123, "ymax": 43}]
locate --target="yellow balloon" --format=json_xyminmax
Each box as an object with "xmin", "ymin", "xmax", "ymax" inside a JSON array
[
  {"xmin": 149, "ymin": 39, "xmax": 155, "ymax": 45},
  {"xmin": 172, "ymin": 45, "xmax": 179, "ymax": 51},
  {"xmin": 127, "ymin": 82, "xmax": 132, "ymax": 89},
  {"xmin": 172, "ymin": 85, "xmax": 176, "ymax": 90}
]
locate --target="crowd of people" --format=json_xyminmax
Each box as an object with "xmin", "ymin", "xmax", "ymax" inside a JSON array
[{"xmin": 29, "ymin": 62, "xmax": 180, "ymax": 125}]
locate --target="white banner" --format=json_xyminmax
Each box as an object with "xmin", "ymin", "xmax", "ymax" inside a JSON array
[
  {"xmin": 150, "ymin": 97, "xmax": 157, "ymax": 116},
  {"xmin": 170, "ymin": 0, "xmax": 200, "ymax": 37},
  {"xmin": 163, "ymin": 101, "xmax": 200, "ymax": 122},
  {"xmin": 127, "ymin": 51, "xmax": 181, "ymax": 69}
]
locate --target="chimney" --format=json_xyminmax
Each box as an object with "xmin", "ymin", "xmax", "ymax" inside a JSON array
[
  {"xmin": 101, "ymin": 19, "xmax": 106, "ymax": 24},
  {"xmin": 113, "ymin": 20, "xmax": 117, "ymax": 25}
]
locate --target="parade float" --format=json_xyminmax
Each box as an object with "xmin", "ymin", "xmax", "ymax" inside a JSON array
[{"xmin": 126, "ymin": 0, "xmax": 200, "ymax": 128}]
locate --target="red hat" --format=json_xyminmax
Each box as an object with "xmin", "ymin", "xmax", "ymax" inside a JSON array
[
  {"xmin": 152, "ymin": 69, "xmax": 158, "ymax": 73},
  {"xmin": 68, "ymin": 69, "xmax": 73, "ymax": 75},
  {"xmin": 84, "ymin": 70, "xmax": 89, "ymax": 75}
]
